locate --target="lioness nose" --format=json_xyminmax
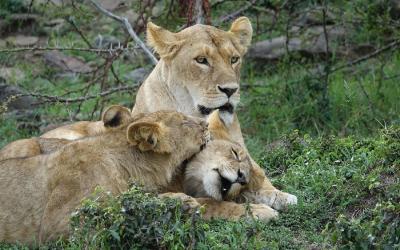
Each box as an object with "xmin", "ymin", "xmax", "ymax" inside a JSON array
[{"xmin": 218, "ymin": 86, "xmax": 238, "ymax": 97}]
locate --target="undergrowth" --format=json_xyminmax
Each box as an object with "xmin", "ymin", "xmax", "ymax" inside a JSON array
[{"xmin": 1, "ymin": 126, "xmax": 397, "ymax": 249}]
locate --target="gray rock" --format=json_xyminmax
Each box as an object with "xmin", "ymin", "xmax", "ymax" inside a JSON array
[
  {"xmin": 0, "ymin": 84, "xmax": 36, "ymax": 111},
  {"xmin": 123, "ymin": 67, "xmax": 150, "ymax": 84},
  {"xmin": 94, "ymin": 35, "xmax": 122, "ymax": 49},
  {"xmin": 248, "ymin": 25, "xmax": 347, "ymax": 61},
  {"xmin": 43, "ymin": 51, "xmax": 92, "ymax": 73}
]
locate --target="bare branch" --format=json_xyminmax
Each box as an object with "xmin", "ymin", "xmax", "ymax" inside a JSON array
[
  {"xmin": 331, "ymin": 39, "xmax": 400, "ymax": 73},
  {"xmin": 218, "ymin": 0, "xmax": 256, "ymax": 24},
  {"xmin": 35, "ymin": 85, "xmax": 138, "ymax": 104},
  {"xmin": 194, "ymin": 0, "xmax": 204, "ymax": 24},
  {"xmin": 0, "ymin": 46, "xmax": 133, "ymax": 54},
  {"xmin": 0, "ymin": 85, "xmax": 140, "ymax": 108},
  {"xmin": 89, "ymin": 0, "xmax": 158, "ymax": 65}
]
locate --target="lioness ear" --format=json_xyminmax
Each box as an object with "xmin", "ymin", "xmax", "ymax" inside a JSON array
[
  {"xmin": 207, "ymin": 110, "xmax": 230, "ymax": 140},
  {"xmin": 147, "ymin": 22, "xmax": 181, "ymax": 59},
  {"xmin": 229, "ymin": 17, "xmax": 253, "ymax": 53},
  {"xmin": 127, "ymin": 121, "xmax": 172, "ymax": 153},
  {"xmin": 102, "ymin": 105, "xmax": 131, "ymax": 128}
]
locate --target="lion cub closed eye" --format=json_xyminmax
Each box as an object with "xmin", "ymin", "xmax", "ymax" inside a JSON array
[{"xmin": 183, "ymin": 139, "xmax": 251, "ymax": 201}]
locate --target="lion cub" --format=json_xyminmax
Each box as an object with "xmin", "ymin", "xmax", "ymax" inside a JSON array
[{"xmin": 0, "ymin": 106, "xmax": 208, "ymax": 245}]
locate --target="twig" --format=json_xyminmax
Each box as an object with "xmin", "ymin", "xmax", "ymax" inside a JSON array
[
  {"xmin": 321, "ymin": 2, "xmax": 331, "ymax": 111},
  {"xmin": 330, "ymin": 39, "xmax": 400, "ymax": 73},
  {"xmin": 5, "ymin": 85, "xmax": 140, "ymax": 105},
  {"xmin": 218, "ymin": 0, "xmax": 256, "ymax": 24},
  {"xmin": 66, "ymin": 17, "xmax": 94, "ymax": 48},
  {"xmin": 0, "ymin": 46, "xmax": 133, "ymax": 54},
  {"xmin": 89, "ymin": 0, "xmax": 158, "ymax": 65}
]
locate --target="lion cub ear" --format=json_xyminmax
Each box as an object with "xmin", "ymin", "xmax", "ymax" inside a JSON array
[
  {"xmin": 229, "ymin": 17, "xmax": 253, "ymax": 53},
  {"xmin": 102, "ymin": 105, "xmax": 132, "ymax": 128},
  {"xmin": 207, "ymin": 110, "xmax": 230, "ymax": 140},
  {"xmin": 127, "ymin": 122, "xmax": 172, "ymax": 153},
  {"xmin": 147, "ymin": 22, "xmax": 182, "ymax": 59}
]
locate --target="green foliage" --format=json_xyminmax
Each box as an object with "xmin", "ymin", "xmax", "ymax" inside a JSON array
[
  {"xmin": 330, "ymin": 202, "xmax": 400, "ymax": 249},
  {"xmin": 69, "ymin": 185, "xmax": 204, "ymax": 249},
  {"xmin": 0, "ymin": 0, "xmax": 26, "ymax": 18}
]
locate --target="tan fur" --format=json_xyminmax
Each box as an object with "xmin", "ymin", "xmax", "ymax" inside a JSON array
[
  {"xmin": 0, "ymin": 107, "xmax": 280, "ymax": 245},
  {"xmin": 0, "ymin": 137, "xmax": 70, "ymax": 161},
  {"xmin": 0, "ymin": 107, "xmax": 209, "ymax": 245},
  {"xmin": 27, "ymin": 17, "xmax": 297, "ymax": 211}
]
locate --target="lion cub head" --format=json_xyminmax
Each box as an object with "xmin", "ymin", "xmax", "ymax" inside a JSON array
[
  {"xmin": 184, "ymin": 139, "xmax": 251, "ymax": 201},
  {"xmin": 103, "ymin": 105, "xmax": 209, "ymax": 158},
  {"xmin": 147, "ymin": 17, "xmax": 253, "ymax": 124}
]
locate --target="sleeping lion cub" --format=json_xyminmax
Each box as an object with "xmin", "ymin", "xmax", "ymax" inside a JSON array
[{"xmin": 0, "ymin": 107, "xmax": 276, "ymax": 245}]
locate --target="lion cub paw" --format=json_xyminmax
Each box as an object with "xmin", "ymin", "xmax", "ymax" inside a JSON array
[
  {"xmin": 272, "ymin": 192, "xmax": 298, "ymax": 210},
  {"xmin": 249, "ymin": 204, "xmax": 278, "ymax": 222},
  {"xmin": 159, "ymin": 192, "xmax": 201, "ymax": 213}
]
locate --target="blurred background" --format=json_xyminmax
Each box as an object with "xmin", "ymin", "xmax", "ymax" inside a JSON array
[{"xmin": 0, "ymin": 0, "xmax": 399, "ymax": 150}]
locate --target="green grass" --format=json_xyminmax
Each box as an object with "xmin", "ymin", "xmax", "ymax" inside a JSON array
[{"xmin": 1, "ymin": 127, "xmax": 397, "ymax": 249}]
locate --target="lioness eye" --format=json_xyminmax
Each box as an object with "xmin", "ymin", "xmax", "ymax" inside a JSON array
[
  {"xmin": 231, "ymin": 56, "xmax": 239, "ymax": 64},
  {"xmin": 195, "ymin": 56, "xmax": 209, "ymax": 65}
]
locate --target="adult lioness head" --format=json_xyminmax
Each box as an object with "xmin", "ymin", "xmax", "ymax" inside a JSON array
[{"xmin": 146, "ymin": 17, "xmax": 252, "ymax": 124}]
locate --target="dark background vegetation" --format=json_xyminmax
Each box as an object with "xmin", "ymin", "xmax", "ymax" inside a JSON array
[{"xmin": 0, "ymin": 0, "xmax": 399, "ymax": 249}]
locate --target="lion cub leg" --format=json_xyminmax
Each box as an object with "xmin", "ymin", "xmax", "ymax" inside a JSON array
[
  {"xmin": 242, "ymin": 179, "xmax": 298, "ymax": 211},
  {"xmin": 245, "ymin": 162, "xmax": 297, "ymax": 211},
  {"xmin": 159, "ymin": 193, "xmax": 278, "ymax": 222},
  {"xmin": 159, "ymin": 192, "xmax": 201, "ymax": 213},
  {"xmin": 195, "ymin": 198, "xmax": 278, "ymax": 222}
]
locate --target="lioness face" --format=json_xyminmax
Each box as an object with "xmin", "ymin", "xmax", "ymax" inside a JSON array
[
  {"xmin": 184, "ymin": 140, "xmax": 251, "ymax": 201},
  {"xmin": 147, "ymin": 17, "xmax": 253, "ymax": 124}
]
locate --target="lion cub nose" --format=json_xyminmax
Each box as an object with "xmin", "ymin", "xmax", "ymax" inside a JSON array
[
  {"xmin": 236, "ymin": 170, "xmax": 247, "ymax": 185},
  {"xmin": 217, "ymin": 86, "xmax": 238, "ymax": 97}
]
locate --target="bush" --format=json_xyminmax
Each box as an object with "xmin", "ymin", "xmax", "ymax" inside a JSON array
[{"xmin": 69, "ymin": 185, "xmax": 204, "ymax": 249}]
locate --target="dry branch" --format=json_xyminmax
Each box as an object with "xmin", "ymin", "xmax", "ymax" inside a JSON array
[
  {"xmin": 89, "ymin": 0, "xmax": 158, "ymax": 65},
  {"xmin": 33, "ymin": 85, "xmax": 138, "ymax": 104},
  {"xmin": 0, "ymin": 47, "xmax": 133, "ymax": 54},
  {"xmin": 331, "ymin": 39, "xmax": 400, "ymax": 73},
  {"xmin": 218, "ymin": 0, "xmax": 256, "ymax": 24}
]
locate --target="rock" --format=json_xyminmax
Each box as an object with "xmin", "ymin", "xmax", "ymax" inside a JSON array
[
  {"xmin": 0, "ymin": 84, "xmax": 36, "ymax": 112},
  {"xmin": 248, "ymin": 36, "xmax": 301, "ymax": 61},
  {"xmin": 248, "ymin": 25, "xmax": 347, "ymax": 61},
  {"xmin": 43, "ymin": 18, "xmax": 66, "ymax": 34},
  {"xmin": 0, "ymin": 67, "xmax": 25, "ymax": 83},
  {"xmin": 97, "ymin": 0, "xmax": 127, "ymax": 11},
  {"xmin": 124, "ymin": 9, "xmax": 139, "ymax": 23},
  {"xmin": 152, "ymin": 1, "xmax": 165, "ymax": 17},
  {"xmin": 0, "ymin": 14, "xmax": 39, "ymax": 36},
  {"xmin": 6, "ymin": 35, "xmax": 39, "ymax": 47},
  {"xmin": 123, "ymin": 67, "xmax": 150, "ymax": 84},
  {"xmin": 43, "ymin": 51, "xmax": 92, "ymax": 73},
  {"xmin": 94, "ymin": 35, "xmax": 122, "ymax": 49},
  {"xmin": 294, "ymin": 7, "xmax": 335, "ymax": 27},
  {"xmin": 14, "ymin": 35, "xmax": 39, "ymax": 46}
]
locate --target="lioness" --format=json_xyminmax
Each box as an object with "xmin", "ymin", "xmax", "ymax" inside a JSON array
[
  {"xmin": 35, "ymin": 17, "xmax": 297, "ymax": 210},
  {"xmin": 0, "ymin": 107, "xmax": 277, "ymax": 245}
]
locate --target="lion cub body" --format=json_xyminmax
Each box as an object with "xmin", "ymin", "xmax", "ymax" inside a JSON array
[{"xmin": 0, "ymin": 109, "xmax": 208, "ymax": 245}]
